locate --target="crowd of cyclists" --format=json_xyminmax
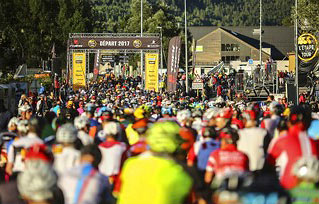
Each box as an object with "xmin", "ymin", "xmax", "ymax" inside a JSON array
[{"xmin": 0, "ymin": 74, "xmax": 318, "ymax": 204}]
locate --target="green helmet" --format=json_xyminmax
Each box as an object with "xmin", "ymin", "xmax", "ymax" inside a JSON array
[{"xmin": 146, "ymin": 121, "xmax": 182, "ymax": 153}]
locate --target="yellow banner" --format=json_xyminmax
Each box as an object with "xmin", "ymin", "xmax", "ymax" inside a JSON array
[
  {"xmin": 72, "ymin": 53, "xmax": 86, "ymax": 90},
  {"xmin": 145, "ymin": 53, "xmax": 159, "ymax": 92}
]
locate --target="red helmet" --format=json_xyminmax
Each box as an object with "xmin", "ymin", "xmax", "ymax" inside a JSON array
[{"xmin": 179, "ymin": 127, "xmax": 196, "ymax": 151}]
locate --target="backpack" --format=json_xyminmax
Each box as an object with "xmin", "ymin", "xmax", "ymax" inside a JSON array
[{"xmin": 196, "ymin": 139, "xmax": 220, "ymax": 171}]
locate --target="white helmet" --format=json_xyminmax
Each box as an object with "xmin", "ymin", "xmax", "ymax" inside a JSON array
[
  {"xmin": 293, "ymin": 157, "xmax": 319, "ymax": 182},
  {"xmin": 103, "ymin": 122, "xmax": 120, "ymax": 137},
  {"xmin": 177, "ymin": 109, "xmax": 192, "ymax": 124},
  {"xmin": 208, "ymin": 101, "xmax": 215, "ymax": 108},
  {"xmin": 203, "ymin": 108, "xmax": 220, "ymax": 121},
  {"xmin": 215, "ymin": 96, "xmax": 225, "ymax": 104},
  {"xmin": 8, "ymin": 117, "xmax": 19, "ymax": 129},
  {"xmin": 74, "ymin": 116, "xmax": 90, "ymax": 130},
  {"xmin": 18, "ymin": 160, "xmax": 57, "ymax": 202},
  {"xmin": 56, "ymin": 123, "xmax": 78, "ymax": 144},
  {"xmin": 17, "ymin": 120, "xmax": 29, "ymax": 134}
]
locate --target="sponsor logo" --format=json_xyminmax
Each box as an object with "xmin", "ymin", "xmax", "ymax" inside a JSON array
[
  {"xmin": 133, "ymin": 39, "xmax": 142, "ymax": 48},
  {"xmin": 88, "ymin": 39, "xmax": 97, "ymax": 48},
  {"xmin": 298, "ymin": 33, "xmax": 318, "ymax": 62}
]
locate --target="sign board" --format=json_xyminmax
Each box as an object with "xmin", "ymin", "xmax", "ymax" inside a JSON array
[
  {"xmin": 167, "ymin": 36, "xmax": 181, "ymax": 92},
  {"xmin": 101, "ymin": 55, "xmax": 114, "ymax": 63},
  {"xmin": 145, "ymin": 53, "xmax": 159, "ymax": 92},
  {"xmin": 248, "ymin": 59, "xmax": 253, "ymax": 65},
  {"xmin": 298, "ymin": 33, "xmax": 318, "ymax": 62},
  {"xmin": 192, "ymin": 82, "xmax": 204, "ymax": 90},
  {"xmin": 72, "ymin": 53, "xmax": 86, "ymax": 90},
  {"xmin": 196, "ymin": 46, "xmax": 203, "ymax": 52},
  {"xmin": 69, "ymin": 37, "xmax": 160, "ymax": 50}
]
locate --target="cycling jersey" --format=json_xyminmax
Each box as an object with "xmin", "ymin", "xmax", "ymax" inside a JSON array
[
  {"xmin": 267, "ymin": 125, "xmax": 318, "ymax": 189},
  {"xmin": 118, "ymin": 152, "xmax": 193, "ymax": 204},
  {"xmin": 98, "ymin": 141, "xmax": 128, "ymax": 177},
  {"xmin": 206, "ymin": 144, "xmax": 249, "ymax": 178},
  {"xmin": 290, "ymin": 182, "xmax": 319, "ymax": 204},
  {"xmin": 188, "ymin": 138, "xmax": 220, "ymax": 171},
  {"xmin": 7, "ymin": 133, "xmax": 43, "ymax": 173},
  {"xmin": 125, "ymin": 124, "xmax": 139, "ymax": 145},
  {"xmin": 238, "ymin": 127, "xmax": 270, "ymax": 171},
  {"xmin": 261, "ymin": 115, "xmax": 281, "ymax": 137},
  {"xmin": 58, "ymin": 163, "xmax": 112, "ymax": 204},
  {"xmin": 53, "ymin": 146, "xmax": 80, "ymax": 175}
]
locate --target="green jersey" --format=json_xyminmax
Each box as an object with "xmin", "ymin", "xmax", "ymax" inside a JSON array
[{"xmin": 290, "ymin": 182, "xmax": 319, "ymax": 204}]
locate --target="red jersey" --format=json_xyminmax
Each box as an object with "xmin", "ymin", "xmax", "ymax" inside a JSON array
[
  {"xmin": 206, "ymin": 144, "xmax": 249, "ymax": 177},
  {"xmin": 267, "ymin": 125, "xmax": 318, "ymax": 189}
]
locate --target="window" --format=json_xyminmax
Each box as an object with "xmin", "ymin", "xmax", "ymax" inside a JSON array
[
  {"xmin": 222, "ymin": 56, "xmax": 226, "ymax": 62},
  {"xmin": 226, "ymin": 44, "xmax": 231, "ymax": 51},
  {"xmin": 221, "ymin": 44, "xmax": 226, "ymax": 51},
  {"xmin": 221, "ymin": 44, "xmax": 240, "ymax": 52}
]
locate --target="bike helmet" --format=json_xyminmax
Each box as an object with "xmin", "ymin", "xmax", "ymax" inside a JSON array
[
  {"xmin": 176, "ymin": 109, "xmax": 192, "ymax": 124},
  {"xmin": 308, "ymin": 120, "xmax": 319, "ymax": 140},
  {"xmin": 293, "ymin": 157, "xmax": 319, "ymax": 182},
  {"xmin": 179, "ymin": 127, "xmax": 195, "ymax": 151},
  {"xmin": 18, "ymin": 160, "xmax": 57, "ymax": 202},
  {"xmin": 146, "ymin": 121, "xmax": 182, "ymax": 153},
  {"xmin": 161, "ymin": 107, "xmax": 172, "ymax": 116},
  {"xmin": 289, "ymin": 105, "xmax": 312, "ymax": 129},
  {"xmin": 84, "ymin": 103, "xmax": 96, "ymax": 114},
  {"xmin": 56, "ymin": 123, "xmax": 77, "ymax": 144},
  {"xmin": 103, "ymin": 122, "xmax": 120, "ymax": 137},
  {"xmin": 74, "ymin": 116, "xmax": 90, "ymax": 130},
  {"xmin": 203, "ymin": 108, "xmax": 221, "ymax": 121},
  {"xmin": 17, "ymin": 120, "xmax": 29, "ymax": 135}
]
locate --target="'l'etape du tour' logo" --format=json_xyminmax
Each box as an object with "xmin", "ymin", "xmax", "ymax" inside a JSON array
[
  {"xmin": 133, "ymin": 39, "xmax": 142, "ymax": 48},
  {"xmin": 88, "ymin": 39, "xmax": 97, "ymax": 48}
]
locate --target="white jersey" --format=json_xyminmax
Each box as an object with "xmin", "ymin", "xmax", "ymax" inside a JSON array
[
  {"xmin": 53, "ymin": 146, "xmax": 80, "ymax": 175},
  {"xmin": 77, "ymin": 130, "xmax": 93, "ymax": 146},
  {"xmin": 237, "ymin": 127, "xmax": 269, "ymax": 171},
  {"xmin": 7, "ymin": 133, "xmax": 43, "ymax": 173},
  {"xmin": 98, "ymin": 141, "xmax": 128, "ymax": 176},
  {"xmin": 58, "ymin": 163, "xmax": 112, "ymax": 204}
]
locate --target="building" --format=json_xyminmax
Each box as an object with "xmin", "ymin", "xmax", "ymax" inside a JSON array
[{"xmin": 189, "ymin": 26, "xmax": 294, "ymax": 68}]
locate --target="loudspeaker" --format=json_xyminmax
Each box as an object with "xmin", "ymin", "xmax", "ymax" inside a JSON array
[
  {"xmin": 286, "ymin": 82, "xmax": 297, "ymax": 105},
  {"xmin": 51, "ymin": 57, "xmax": 61, "ymax": 76}
]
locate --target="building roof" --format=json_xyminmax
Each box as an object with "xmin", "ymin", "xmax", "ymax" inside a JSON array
[{"xmin": 189, "ymin": 26, "xmax": 294, "ymax": 60}]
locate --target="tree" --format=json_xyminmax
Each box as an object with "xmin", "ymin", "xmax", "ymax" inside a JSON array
[{"xmin": 296, "ymin": 0, "xmax": 319, "ymax": 32}]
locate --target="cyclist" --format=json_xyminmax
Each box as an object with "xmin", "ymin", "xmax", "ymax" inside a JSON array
[
  {"xmin": 98, "ymin": 121, "xmax": 128, "ymax": 183},
  {"xmin": 117, "ymin": 121, "xmax": 193, "ymax": 204},
  {"xmin": 290, "ymin": 157, "xmax": 319, "ymax": 203},
  {"xmin": 74, "ymin": 116, "xmax": 93, "ymax": 146},
  {"xmin": 205, "ymin": 128, "xmax": 249, "ymax": 187},
  {"xmin": 53, "ymin": 123, "xmax": 80, "ymax": 175},
  {"xmin": 267, "ymin": 105, "xmax": 318, "ymax": 189},
  {"xmin": 58, "ymin": 144, "xmax": 113, "ymax": 204},
  {"xmin": 238, "ymin": 110, "xmax": 271, "ymax": 171},
  {"xmin": 6, "ymin": 119, "xmax": 43, "ymax": 177}
]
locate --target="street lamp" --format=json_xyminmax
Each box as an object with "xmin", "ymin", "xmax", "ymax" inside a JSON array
[
  {"xmin": 141, "ymin": 0, "xmax": 144, "ymax": 88},
  {"xmin": 260, "ymin": 0, "xmax": 263, "ymax": 87},
  {"xmin": 295, "ymin": 0, "xmax": 299, "ymax": 104},
  {"xmin": 184, "ymin": 0, "xmax": 189, "ymax": 93},
  {"xmin": 157, "ymin": 26, "xmax": 164, "ymax": 79}
]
